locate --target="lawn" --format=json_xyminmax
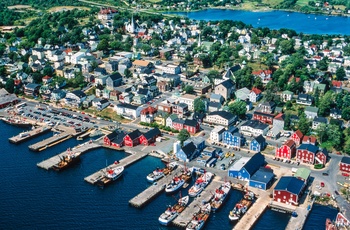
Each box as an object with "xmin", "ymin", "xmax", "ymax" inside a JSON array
[
  {"xmin": 247, "ymin": 61, "xmax": 268, "ymax": 71},
  {"xmin": 82, "ymin": 108, "xmax": 130, "ymax": 123},
  {"xmin": 47, "ymin": 6, "xmax": 91, "ymax": 13},
  {"xmin": 296, "ymin": 0, "xmax": 310, "ymax": 7},
  {"xmin": 261, "ymin": 0, "xmax": 283, "ymax": 8}
]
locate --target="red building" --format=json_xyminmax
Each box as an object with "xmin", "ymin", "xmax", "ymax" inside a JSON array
[
  {"xmin": 302, "ymin": 135, "xmax": 317, "ymax": 145},
  {"xmin": 139, "ymin": 128, "xmax": 161, "ymax": 145},
  {"xmin": 276, "ymin": 140, "xmax": 296, "ymax": 159},
  {"xmin": 273, "ymin": 176, "xmax": 305, "ymax": 205},
  {"xmin": 296, "ymin": 144, "xmax": 327, "ymax": 165},
  {"xmin": 291, "ymin": 130, "xmax": 303, "ymax": 145},
  {"xmin": 172, "ymin": 118, "xmax": 199, "ymax": 134},
  {"xmin": 340, "ymin": 156, "xmax": 350, "ymax": 173},
  {"xmin": 253, "ymin": 111, "xmax": 274, "ymax": 125},
  {"xmin": 103, "ymin": 130, "xmax": 126, "ymax": 148},
  {"xmin": 124, "ymin": 129, "xmax": 142, "ymax": 147}
]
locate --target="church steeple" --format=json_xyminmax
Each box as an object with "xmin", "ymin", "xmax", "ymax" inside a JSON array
[
  {"xmin": 130, "ymin": 14, "xmax": 135, "ymax": 33},
  {"xmin": 198, "ymin": 34, "xmax": 201, "ymax": 48}
]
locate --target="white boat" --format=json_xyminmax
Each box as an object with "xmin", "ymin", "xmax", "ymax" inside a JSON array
[
  {"xmin": 165, "ymin": 176, "xmax": 185, "ymax": 193},
  {"xmin": 158, "ymin": 196, "xmax": 189, "ymax": 225},
  {"xmin": 188, "ymin": 172, "xmax": 214, "ymax": 197},
  {"xmin": 186, "ymin": 203, "xmax": 211, "ymax": 230},
  {"xmin": 106, "ymin": 166, "xmax": 124, "ymax": 180},
  {"xmin": 146, "ymin": 168, "xmax": 165, "ymax": 183},
  {"xmin": 210, "ymin": 182, "xmax": 231, "ymax": 211}
]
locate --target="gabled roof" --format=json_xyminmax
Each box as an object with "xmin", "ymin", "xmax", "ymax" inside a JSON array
[
  {"xmin": 167, "ymin": 114, "xmax": 178, "ymax": 121},
  {"xmin": 71, "ymin": 90, "xmax": 86, "ymax": 98},
  {"xmin": 284, "ymin": 139, "xmax": 295, "ymax": 148},
  {"xmin": 313, "ymin": 116, "xmax": 327, "ymax": 123},
  {"xmin": 219, "ymin": 79, "xmax": 235, "ymax": 89},
  {"xmin": 274, "ymin": 113, "xmax": 285, "ymax": 121},
  {"xmin": 294, "ymin": 168, "xmax": 311, "ymax": 181},
  {"xmin": 251, "ymin": 87, "xmax": 262, "ymax": 95},
  {"xmin": 305, "ymin": 106, "xmax": 318, "ymax": 113},
  {"xmin": 181, "ymin": 142, "xmax": 196, "ymax": 157},
  {"xmin": 109, "ymin": 72, "xmax": 122, "ymax": 80},
  {"xmin": 243, "ymin": 152, "xmax": 265, "ymax": 176},
  {"xmin": 143, "ymin": 127, "xmax": 161, "ymax": 140},
  {"xmin": 274, "ymin": 176, "xmax": 304, "ymax": 195},
  {"xmin": 302, "ymin": 135, "xmax": 317, "ymax": 144},
  {"xmin": 297, "ymin": 143, "xmax": 318, "ymax": 153},
  {"xmin": 173, "ymin": 118, "xmax": 185, "ymax": 124},
  {"xmin": 341, "ymin": 156, "xmax": 350, "ymax": 164},
  {"xmin": 140, "ymin": 106, "xmax": 157, "ymax": 115},
  {"xmin": 241, "ymin": 120, "xmax": 269, "ymax": 130},
  {"xmin": 293, "ymin": 130, "xmax": 304, "ymax": 139},
  {"xmin": 208, "ymin": 111, "xmax": 236, "ymax": 121},
  {"xmin": 133, "ymin": 60, "xmax": 150, "ymax": 67},
  {"xmin": 250, "ymin": 167, "xmax": 274, "ymax": 184},
  {"xmin": 184, "ymin": 119, "xmax": 198, "ymax": 127},
  {"xmin": 253, "ymin": 134, "xmax": 265, "ymax": 145},
  {"xmin": 127, "ymin": 129, "xmax": 142, "ymax": 140}
]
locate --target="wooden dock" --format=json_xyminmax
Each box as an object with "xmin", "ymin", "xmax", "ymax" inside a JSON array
[
  {"xmin": 9, "ymin": 126, "xmax": 51, "ymax": 144},
  {"xmin": 28, "ymin": 131, "xmax": 73, "ymax": 151},
  {"xmin": 233, "ymin": 191, "xmax": 270, "ymax": 230},
  {"xmin": 84, "ymin": 150, "xmax": 149, "ymax": 185},
  {"xmin": 129, "ymin": 167, "xmax": 182, "ymax": 208},
  {"xmin": 36, "ymin": 141, "xmax": 101, "ymax": 170},
  {"xmin": 172, "ymin": 180, "xmax": 221, "ymax": 228},
  {"xmin": 285, "ymin": 198, "xmax": 314, "ymax": 230}
]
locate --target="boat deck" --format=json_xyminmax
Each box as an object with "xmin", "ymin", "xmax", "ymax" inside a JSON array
[
  {"xmin": 172, "ymin": 180, "xmax": 221, "ymax": 228},
  {"xmin": 36, "ymin": 142, "xmax": 100, "ymax": 170},
  {"xmin": 84, "ymin": 150, "xmax": 149, "ymax": 185},
  {"xmin": 9, "ymin": 126, "xmax": 51, "ymax": 144},
  {"xmin": 129, "ymin": 167, "xmax": 182, "ymax": 208}
]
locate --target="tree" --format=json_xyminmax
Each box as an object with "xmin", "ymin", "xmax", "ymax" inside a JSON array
[
  {"xmin": 315, "ymin": 123, "xmax": 327, "ymax": 143},
  {"xmin": 0, "ymin": 66, "xmax": 6, "ymax": 76},
  {"xmin": 194, "ymin": 98, "xmax": 205, "ymax": 113},
  {"xmin": 336, "ymin": 67, "xmax": 346, "ymax": 81},
  {"xmin": 183, "ymin": 85, "xmax": 194, "ymax": 94},
  {"xmin": 97, "ymin": 39, "xmax": 109, "ymax": 53},
  {"xmin": 228, "ymin": 101, "xmax": 247, "ymax": 119},
  {"xmin": 317, "ymin": 57, "xmax": 329, "ymax": 71},
  {"xmin": 5, "ymin": 78, "xmax": 14, "ymax": 94},
  {"xmin": 124, "ymin": 68, "xmax": 132, "ymax": 78},
  {"xmin": 326, "ymin": 124, "xmax": 342, "ymax": 150},
  {"xmin": 318, "ymin": 91, "xmax": 333, "ymax": 116},
  {"xmin": 177, "ymin": 129, "xmax": 190, "ymax": 146},
  {"xmin": 298, "ymin": 113, "xmax": 310, "ymax": 135},
  {"xmin": 342, "ymin": 107, "xmax": 350, "ymax": 121},
  {"xmin": 279, "ymin": 39, "xmax": 295, "ymax": 55}
]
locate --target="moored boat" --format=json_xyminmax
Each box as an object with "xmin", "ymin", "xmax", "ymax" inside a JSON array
[
  {"xmin": 96, "ymin": 166, "xmax": 124, "ymax": 187},
  {"xmin": 165, "ymin": 176, "xmax": 185, "ymax": 193},
  {"xmin": 2, "ymin": 117, "xmax": 33, "ymax": 128},
  {"xmin": 210, "ymin": 182, "xmax": 231, "ymax": 211},
  {"xmin": 325, "ymin": 218, "xmax": 336, "ymax": 230},
  {"xmin": 228, "ymin": 191, "xmax": 254, "ymax": 221},
  {"xmin": 335, "ymin": 212, "xmax": 350, "ymax": 228},
  {"xmin": 188, "ymin": 172, "xmax": 214, "ymax": 197},
  {"xmin": 163, "ymin": 162, "xmax": 178, "ymax": 175},
  {"xmin": 51, "ymin": 151, "xmax": 81, "ymax": 171},
  {"xmin": 186, "ymin": 203, "xmax": 211, "ymax": 230},
  {"xmin": 146, "ymin": 167, "xmax": 165, "ymax": 183},
  {"xmin": 158, "ymin": 195, "xmax": 189, "ymax": 225}
]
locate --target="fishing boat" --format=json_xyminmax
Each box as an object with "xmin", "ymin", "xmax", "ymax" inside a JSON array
[
  {"xmin": 210, "ymin": 182, "xmax": 231, "ymax": 211},
  {"xmin": 188, "ymin": 172, "xmax": 214, "ymax": 197},
  {"xmin": 51, "ymin": 151, "xmax": 81, "ymax": 171},
  {"xmin": 165, "ymin": 176, "xmax": 185, "ymax": 193},
  {"xmin": 95, "ymin": 166, "xmax": 124, "ymax": 187},
  {"xmin": 158, "ymin": 195, "xmax": 189, "ymax": 225},
  {"xmin": 325, "ymin": 218, "xmax": 336, "ymax": 230},
  {"xmin": 146, "ymin": 167, "xmax": 165, "ymax": 183},
  {"xmin": 335, "ymin": 212, "xmax": 350, "ymax": 228},
  {"xmin": 163, "ymin": 162, "xmax": 178, "ymax": 175},
  {"xmin": 228, "ymin": 191, "xmax": 255, "ymax": 221},
  {"xmin": 2, "ymin": 117, "xmax": 32, "ymax": 128},
  {"xmin": 186, "ymin": 203, "xmax": 211, "ymax": 230}
]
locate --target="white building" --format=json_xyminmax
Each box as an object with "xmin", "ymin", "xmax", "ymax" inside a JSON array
[
  {"xmin": 178, "ymin": 94, "xmax": 197, "ymax": 111},
  {"xmin": 210, "ymin": 126, "xmax": 226, "ymax": 142},
  {"xmin": 114, "ymin": 103, "xmax": 142, "ymax": 119},
  {"xmin": 240, "ymin": 120, "xmax": 269, "ymax": 137}
]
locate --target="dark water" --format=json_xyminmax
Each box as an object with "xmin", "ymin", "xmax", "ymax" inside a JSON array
[
  {"xmin": 252, "ymin": 209, "xmax": 290, "ymax": 230},
  {"xmin": 0, "ymin": 122, "xmax": 337, "ymax": 229},
  {"xmin": 166, "ymin": 9, "xmax": 350, "ymax": 35},
  {"xmin": 303, "ymin": 204, "xmax": 338, "ymax": 230}
]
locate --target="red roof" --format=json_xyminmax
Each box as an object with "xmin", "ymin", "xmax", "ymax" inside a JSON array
[
  {"xmin": 42, "ymin": 75, "xmax": 51, "ymax": 80},
  {"xmin": 252, "ymin": 70, "xmax": 272, "ymax": 76},
  {"xmin": 64, "ymin": 48, "xmax": 72, "ymax": 54},
  {"xmin": 274, "ymin": 113, "xmax": 285, "ymax": 120},
  {"xmin": 293, "ymin": 130, "xmax": 304, "ymax": 139},
  {"xmin": 302, "ymin": 136, "xmax": 317, "ymax": 144},
  {"xmin": 140, "ymin": 106, "xmax": 157, "ymax": 115},
  {"xmin": 251, "ymin": 87, "xmax": 262, "ymax": 95},
  {"xmin": 99, "ymin": 7, "xmax": 118, "ymax": 14},
  {"xmin": 332, "ymin": 80, "xmax": 342, "ymax": 88},
  {"xmin": 284, "ymin": 140, "xmax": 295, "ymax": 148}
]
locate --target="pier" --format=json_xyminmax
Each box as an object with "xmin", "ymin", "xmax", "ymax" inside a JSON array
[
  {"xmin": 84, "ymin": 150, "xmax": 149, "ymax": 184},
  {"xmin": 129, "ymin": 167, "xmax": 182, "ymax": 208},
  {"xmin": 9, "ymin": 126, "xmax": 51, "ymax": 144},
  {"xmin": 36, "ymin": 141, "xmax": 101, "ymax": 170},
  {"xmin": 172, "ymin": 180, "xmax": 221, "ymax": 228},
  {"xmin": 285, "ymin": 198, "xmax": 314, "ymax": 230},
  {"xmin": 233, "ymin": 191, "xmax": 270, "ymax": 230}
]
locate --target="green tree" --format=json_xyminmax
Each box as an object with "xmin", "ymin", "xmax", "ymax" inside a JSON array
[
  {"xmin": 326, "ymin": 124, "xmax": 342, "ymax": 150},
  {"xmin": 342, "ymin": 107, "xmax": 350, "ymax": 121},
  {"xmin": 318, "ymin": 91, "xmax": 333, "ymax": 116},
  {"xmin": 317, "ymin": 57, "xmax": 329, "ymax": 71},
  {"xmin": 97, "ymin": 39, "xmax": 109, "ymax": 53},
  {"xmin": 313, "ymin": 87, "xmax": 320, "ymax": 107},
  {"xmin": 279, "ymin": 39, "xmax": 295, "ymax": 55},
  {"xmin": 336, "ymin": 67, "xmax": 346, "ymax": 81},
  {"xmin": 0, "ymin": 66, "xmax": 6, "ymax": 76},
  {"xmin": 5, "ymin": 78, "xmax": 14, "ymax": 94},
  {"xmin": 298, "ymin": 113, "xmax": 310, "ymax": 135},
  {"xmin": 315, "ymin": 123, "xmax": 327, "ymax": 143},
  {"xmin": 183, "ymin": 85, "xmax": 194, "ymax": 94},
  {"xmin": 124, "ymin": 68, "xmax": 132, "ymax": 78},
  {"xmin": 228, "ymin": 101, "xmax": 247, "ymax": 119},
  {"xmin": 177, "ymin": 129, "xmax": 190, "ymax": 146},
  {"xmin": 253, "ymin": 77, "xmax": 264, "ymax": 90},
  {"xmin": 194, "ymin": 98, "xmax": 205, "ymax": 113}
]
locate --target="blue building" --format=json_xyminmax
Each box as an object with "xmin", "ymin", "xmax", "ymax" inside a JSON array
[
  {"xmin": 222, "ymin": 128, "xmax": 244, "ymax": 148},
  {"xmin": 175, "ymin": 142, "xmax": 198, "ymax": 162},
  {"xmin": 196, "ymin": 146, "xmax": 216, "ymax": 166},
  {"xmin": 184, "ymin": 136, "xmax": 206, "ymax": 152},
  {"xmin": 249, "ymin": 167, "xmax": 275, "ymax": 190},
  {"xmin": 250, "ymin": 135, "xmax": 266, "ymax": 152},
  {"xmin": 228, "ymin": 152, "xmax": 265, "ymax": 181}
]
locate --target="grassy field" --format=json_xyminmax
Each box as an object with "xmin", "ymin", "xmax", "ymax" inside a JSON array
[
  {"xmin": 261, "ymin": 0, "xmax": 283, "ymax": 8},
  {"xmin": 47, "ymin": 6, "xmax": 91, "ymax": 13},
  {"xmin": 296, "ymin": 0, "xmax": 310, "ymax": 7}
]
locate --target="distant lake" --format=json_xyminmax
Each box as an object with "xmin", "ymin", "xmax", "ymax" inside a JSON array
[{"xmin": 166, "ymin": 9, "xmax": 350, "ymax": 35}]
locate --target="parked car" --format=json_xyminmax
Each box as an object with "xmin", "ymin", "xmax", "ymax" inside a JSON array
[{"xmin": 322, "ymin": 172, "xmax": 329, "ymax": 176}]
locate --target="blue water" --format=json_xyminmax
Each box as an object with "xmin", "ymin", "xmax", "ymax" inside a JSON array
[
  {"xmin": 167, "ymin": 9, "xmax": 350, "ymax": 35},
  {"xmin": 303, "ymin": 204, "xmax": 338, "ymax": 230},
  {"xmin": 0, "ymin": 122, "xmax": 338, "ymax": 229}
]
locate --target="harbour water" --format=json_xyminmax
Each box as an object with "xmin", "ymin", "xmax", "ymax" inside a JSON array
[
  {"xmin": 166, "ymin": 9, "xmax": 350, "ymax": 35},
  {"xmin": 0, "ymin": 122, "xmax": 338, "ymax": 229}
]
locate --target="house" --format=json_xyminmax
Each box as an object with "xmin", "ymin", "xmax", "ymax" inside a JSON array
[
  {"xmin": 252, "ymin": 70, "xmax": 272, "ymax": 84},
  {"xmin": 103, "ymin": 130, "xmax": 126, "ymax": 148},
  {"xmin": 24, "ymin": 83, "xmax": 40, "ymax": 96},
  {"xmin": 228, "ymin": 152, "xmax": 265, "ymax": 181},
  {"xmin": 208, "ymin": 101, "xmax": 222, "ymax": 112},
  {"xmin": 92, "ymin": 98, "xmax": 110, "ymax": 111},
  {"xmin": 178, "ymin": 94, "xmax": 196, "ymax": 111},
  {"xmin": 330, "ymin": 108, "xmax": 342, "ymax": 119},
  {"xmin": 303, "ymin": 80, "xmax": 315, "ymax": 93},
  {"xmin": 174, "ymin": 141, "xmax": 198, "ymax": 162},
  {"xmin": 210, "ymin": 125, "xmax": 225, "ymax": 143},
  {"xmin": 240, "ymin": 120, "xmax": 269, "ymax": 137},
  {"xmin": 193, "ymin": 112, "xmax": 206, "ymax": 124},
  {"xmin": 115, "ymin": 103, "xmax": 142, "ymax": 119},
  {"xmin": 294, "ymin": 168, "xmax": 311, "ymax": 183},
  {"xmin": 82, "ymin": 95, "xmax": 95, "ymax": 108},
  {"xmin": 273, "ymin": 176, "xmax": 305, "ymax": 205},
  {"xmin": 210, "ymin": 93, "xmax": 224, "ymax": 104},
  {"xmin": 340, "ymin": 156, "xmax": 350, "ymax": 173},
  {"xmin": 305, "ymin": 106, "xmax": 319, "ymax": 119},
  {"xmin": 249, "ymin": 167, "xmax": 274, "ymax": 190},
  {"xmin": 184, "ymin": 137, "xmax": 206, "ymax": 152},
  {"xmin": 235, "ymin": 87, "xmax": 251, "ymax": 101},
  {"xmin": 302, "ymin": 135, "xmax": 317, "ymax": 145},
  {"xmin": 106, "ymin": 72, "xmax": 123, "ymax": 90},
  {"xmin": 166, "ymin": 114, "xmax": 178, "ymax": 128},
  {"xmin": 98, "ymin": 7, "xmax": 118, "ymax": 20},
  {"xmin": 296, "ymin": 144, "xmax": 320, "ymax": 165},
  {"xmin": 222, "ymin": 128, "xmax": 244, "ymax": 148},
  {"xmin": 172, "ymin": 103, "xmax": 189, "ymax": 118},
  {"xmin": 296, "ymin": 94, "xmax": 313, "ymax": 106},
  {"xmin": 50, "ymin": 89, "xmax": 66, "ymax": 102},
  {"xmin": 184, "ymin": 119, "xmax": 200, "ymax": 134},
  {"xmin": 65, "ymin": 90, "xmax": 86, "ymax": 107},
  {"xmin": 253, "ymin": 111, "xmax": 275, "ymax": 125},
  {"xmin": 140, "ymin": 106, "xmax": 157, "ymax": 123},
  {"xmin": 139, "ymin": 128, "xmax": 161, "ymax": 145},
  {"xmin": 281, "ymin": 90, "xmax": 294, "ymax": 102},
  {"xmin": 214, "ymin": 79, "xmax": 235, "ymax": 101},
  {"xmin": 196, "ymin": 146, "xmax": 216, "ymax": 166},
  {"xmin": 123, "ymin": 129, "xmax": 142, "ymax": 147},
  {"xmin": 331, "ymin": 80, "xmax": 342, "ymax": 93},
  {"xmin": 291, "ymin": 130, "xmax": 304, "ymax": 145},
  {"xmin": 312, "ymin": 116, "xmax": 328, "ymax": 129},
  {"xmin": 275, "ymin": 140, "xmax": 296, "ymax": 160},
  {"xmin": 249, "ymin": 87, "xmax": 262, "ymax": 103},
  {"xmin": 0, "ymin": 88, "xmax": 18, "ymax": 109},
  {"xmin": 42, "ymin": 75, "xmax": 52, "ymax": 85},
  {"xmin": 204, "ymin": 111, "xmax": 238, "ymax": 127},
  {"xmin": 250, "ymin": 135, "xmax": 266, "ymax": 152}
]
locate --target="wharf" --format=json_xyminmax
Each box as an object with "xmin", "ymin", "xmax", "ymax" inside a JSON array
[
  {"xmin": 173, "ymin": 180, "xmax": 221, "ymax": 228},
  {"xmin": 129, "ymin": 167, "xmax": 182, "ymax": 208},
  {"xmin": 84, "ymin": 150, "xmax": 149, "ymax": 184},
  {"xmin": 76, "ymin": 128, "xmax": 95, "ymax": 140},
  {"xmin": 28, "ymin": 131, "xmax": 72, "ymax": 151},
  {"xmin": 9, "ymin": 126, "xmax": 51, "ymax": 144},
  {"xmin": 285, "ymin": 199, "xmax": 314, "ymax": 230},
  {"xmin": 36, "ymin": 141, "xmax": 101, "ymax": 170},
  {"xmin": 233, "ymin": 191, "xmax": 270, "ymax": 230}
]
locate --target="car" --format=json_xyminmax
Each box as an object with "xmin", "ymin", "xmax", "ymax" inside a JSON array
[
  {"xmin": 320, "ymin": 182, "xmax": 325, "ymax": 187},
  {"xmin": 322, "ymin": 172, "xmax": 329, "ymax": 176},
  {"xmin": 335, "ymin": 190, "xmax": 339, "ymax": 195},
  {"xmin": 342, "ymin": 173, "xmax": 350, "ymax": 177}
]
